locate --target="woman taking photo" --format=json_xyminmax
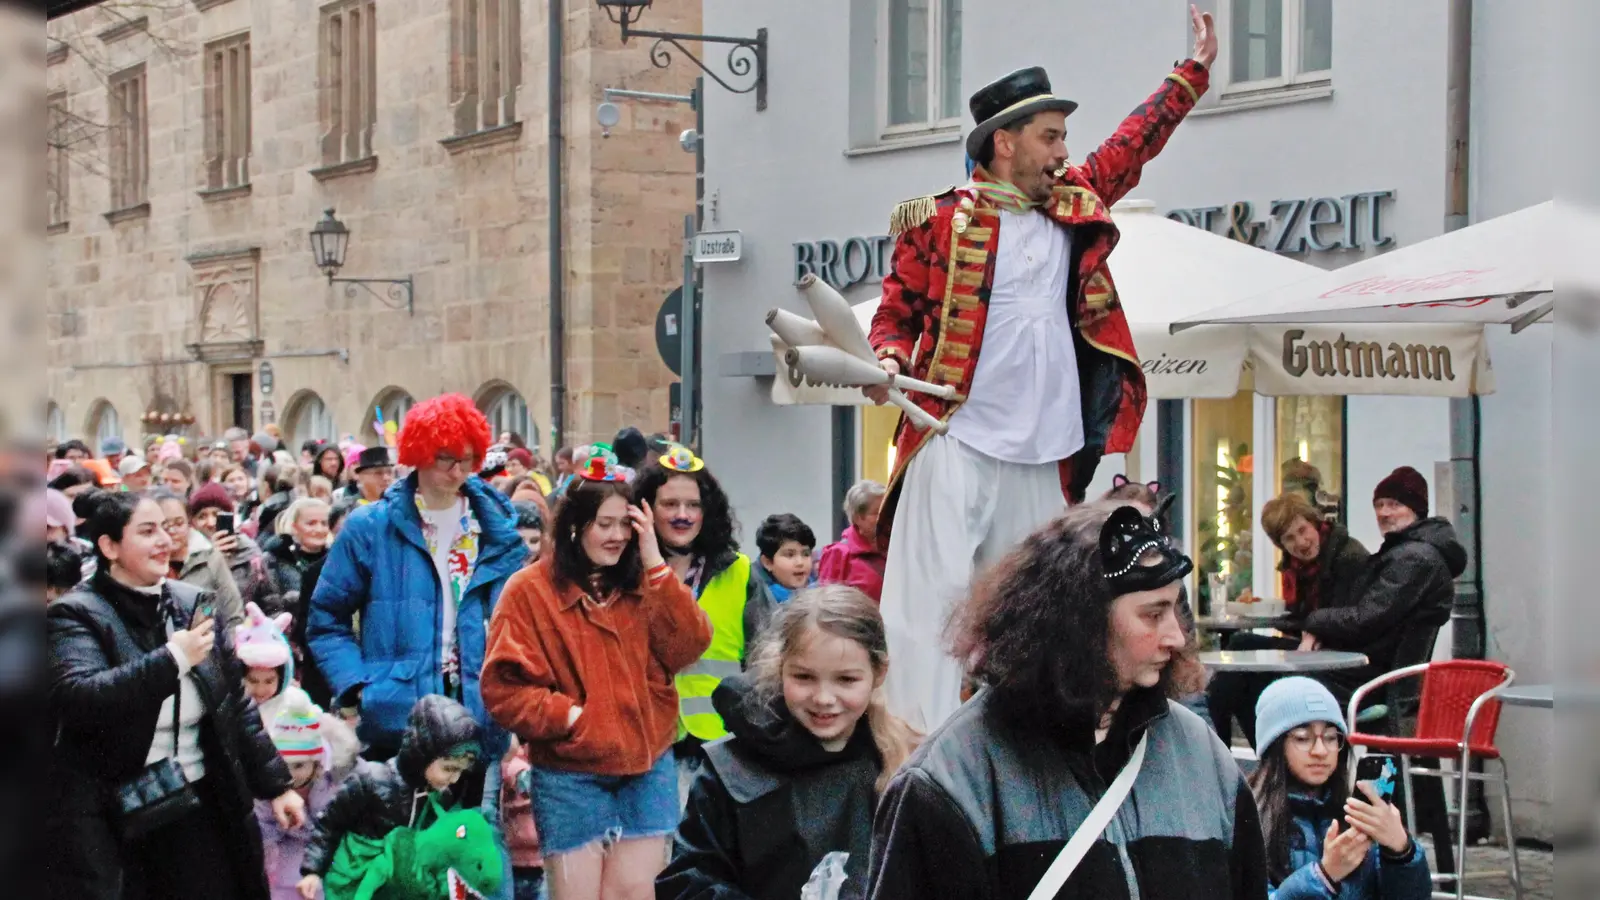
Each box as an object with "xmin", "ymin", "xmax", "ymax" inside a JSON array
[
  {"xmin": 154, "ymin": 488, "xmax": 246, "ymax": 630},
  {"xmin": 44, "ymin": 491, "xmax": 307, "ymax": 900},
  {"xmin": 1249, "ymin": 677, "xmax": 1431, "ymax": 900},
  {"xmin": 483, "ymin": 448, "xmax": 712, "ymax": 900}
]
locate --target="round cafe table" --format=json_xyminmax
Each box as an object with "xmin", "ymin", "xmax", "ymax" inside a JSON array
[{"xmin": 1199, "ymin": 649, "xmax": 1369, "ymax": 673}]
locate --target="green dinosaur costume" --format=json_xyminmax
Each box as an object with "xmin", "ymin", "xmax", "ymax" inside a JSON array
[{"xmin": 324, "ymin": 797, "xmax": 504, "ymax": 900}]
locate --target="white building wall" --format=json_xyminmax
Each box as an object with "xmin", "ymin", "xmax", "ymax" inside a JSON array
[{"xmin": 699, "ymin": 0, "xmax": 1553, "ymax": 836}]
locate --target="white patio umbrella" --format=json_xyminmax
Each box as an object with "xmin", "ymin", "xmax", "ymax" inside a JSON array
[
  {"xmin": 770, "ymin": 199, "xmax": 1495, "ymax": 405},
  {"xmin": 1171, "ymin": 200, "xmax": 1596, "ymax": 333}
]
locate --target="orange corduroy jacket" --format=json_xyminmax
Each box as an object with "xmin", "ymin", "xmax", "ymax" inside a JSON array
[{"xmin": 482, "ymin": 557, "xmax": 712, "ymax": 776}]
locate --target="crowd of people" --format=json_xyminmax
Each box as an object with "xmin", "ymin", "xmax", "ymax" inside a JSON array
[{"xmin": 35, "ymin": 388, "xmax": 1450, "ymax": 900}]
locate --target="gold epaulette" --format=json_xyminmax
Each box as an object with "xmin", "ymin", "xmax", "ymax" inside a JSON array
[{"xmin": 887, "ymin": 187, "xmax": 955, "ymax": 235}]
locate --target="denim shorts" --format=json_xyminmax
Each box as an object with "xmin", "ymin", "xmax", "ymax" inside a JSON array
[{"xmin": 524, "ymin": 751, "xmax": 680, "ymax": 857}]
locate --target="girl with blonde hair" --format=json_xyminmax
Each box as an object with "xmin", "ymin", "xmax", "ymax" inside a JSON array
[{"xmin": 658, "ymin": 584, "xmax": 917, "ymax": 900}]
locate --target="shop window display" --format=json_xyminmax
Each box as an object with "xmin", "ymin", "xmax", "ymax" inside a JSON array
[{"xmin": 1192, "ymin": 392, "xmax": 1254, "ymax": 614}]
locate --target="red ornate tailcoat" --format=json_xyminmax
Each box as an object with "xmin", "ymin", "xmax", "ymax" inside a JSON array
[{"xmin": 869, "ymin": 60, "xmax": 1211, "ymax": 545}]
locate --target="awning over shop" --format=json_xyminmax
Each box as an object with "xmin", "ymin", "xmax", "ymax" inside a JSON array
[
  {"xmin": 768, "ymin": 200, "xmax": 1494, "ymax": 404},
  {"xmin": 1172, "ymin": 200, "xmax": 1595, "ymax": 330}
]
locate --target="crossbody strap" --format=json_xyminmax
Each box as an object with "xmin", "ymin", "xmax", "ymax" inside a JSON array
[{"xmin": 1025, "ymin": 732, "xmax": 1148, "ymax": 900}]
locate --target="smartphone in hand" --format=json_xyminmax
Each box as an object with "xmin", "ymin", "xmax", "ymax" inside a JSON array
[
  {"xmin": 190, "ymin": 603, "xmax": 215, "ymax": 629},
  {"xmin": 1354, "ymin": 754, "xmax": 1398, "ymax": 802},
  {"xmin": 215, "ymin": 512, "xmax": 235, "ymax": 535}
]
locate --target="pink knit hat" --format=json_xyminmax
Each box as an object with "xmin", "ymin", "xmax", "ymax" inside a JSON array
[{"xmin": 344, "ymin": 443, "xmax": 368, "ymax": 470}]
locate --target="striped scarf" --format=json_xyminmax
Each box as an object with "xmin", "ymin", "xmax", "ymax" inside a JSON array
[{"xmin": 967, "ymin": 165, "xmax": 1040, "ymax": 213}]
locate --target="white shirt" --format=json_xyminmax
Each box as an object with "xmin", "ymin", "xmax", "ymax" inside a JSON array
[
  {"xmin": 947, "ymin": 208, "xmax": 1085, "ymax": 464},
  {"xmin": 421, "ymin": 501, "xmax": 466, "ymax": 668},
  {"xmin": 151, "ymin": 586, "xmax": 207, "ymax": 781}
]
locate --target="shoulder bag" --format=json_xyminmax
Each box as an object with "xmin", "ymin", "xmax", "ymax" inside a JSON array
[
  {"xmin": 1025, "ymin": 732, "xmax": 1148, "ymax": 900},
  {"xmin": 113, "ymin": 595, "xmax": 201, "ymax": 840}
]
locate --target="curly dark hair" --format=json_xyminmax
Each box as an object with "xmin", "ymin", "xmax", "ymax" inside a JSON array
[
  {"xmin": 630, "ymin": 463, "xmax": 740, "ymax": 565},
  {"xmin": 549, "ymin": 479, "xmax": 641, "ymax": 596},
  {"xmin": 947, "ymin": 501, "xmax": 1203, "ymax": 737}
]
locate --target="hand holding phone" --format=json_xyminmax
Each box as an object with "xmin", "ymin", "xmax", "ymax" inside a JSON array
[
  {"xmin": 1346, "ymin": 754, "xmax": 1411, "ymax": 854},
  {"xmin": 215, "ymin": 512, "xmax": 235, "ymax": 536}
]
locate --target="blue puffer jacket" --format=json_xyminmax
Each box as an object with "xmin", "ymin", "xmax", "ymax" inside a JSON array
[
  {"xmin": 307, "ymin": 474, "xmax": 523, "ymax": 756},
  {"xmin": 1270, "ymin": 792, "xmax": 1432, "ymax": 900}
]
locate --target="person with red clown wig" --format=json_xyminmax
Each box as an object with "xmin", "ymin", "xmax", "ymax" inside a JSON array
[{"xmin": 308, "ymin": 393, "xmax": 525, "ymax": 782}]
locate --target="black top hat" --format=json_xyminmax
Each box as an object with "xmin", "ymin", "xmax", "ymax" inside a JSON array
[
  {"xmin": 966, "ymin": 66, "xmax": 1079, "ymax": 161},
  {"xmin": 353, "ymin": 446, "xmax": 393, "ymax": 472}
]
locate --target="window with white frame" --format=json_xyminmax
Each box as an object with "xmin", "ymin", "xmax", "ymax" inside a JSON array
[
  {"xmin": 882, "ymin": 0, "xmax": 962, "ymax": 134},
  {"xmin": 1226, "ymin": 0, "xmax": 1331, "ymax": 92}
]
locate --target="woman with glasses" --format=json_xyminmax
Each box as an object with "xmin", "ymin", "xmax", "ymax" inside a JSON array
[
  {"xmin": 153, "ymin": 488, "xmax": 246, "ymax": 629},
  {"xmin": 1249, "ymin": 677, "xmax": 1431, "ymax": 900}
]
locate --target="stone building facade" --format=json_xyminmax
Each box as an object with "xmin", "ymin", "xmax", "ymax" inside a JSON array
[{"xmin": 44, "ymin": 0, "xmax": 698, "ymax": 455}]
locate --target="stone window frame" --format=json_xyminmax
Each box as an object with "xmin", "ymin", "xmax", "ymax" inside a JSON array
[
  {"xmin": 47, "ymin": 90, "xmax": 70, "ymax": 233},
  {"xmin": 314, "ymin": 0, "xmax": 378, "ymax": 177},
  {"xmin": 106, "ymin": 63, "xmax": 150, "ymax": 219},
  {"xmin": 202, "ymin": 31, "xmax": 253, "ymax": 196},
  {"xmin": 446, "ymin": 0, "xmax": 523, "ymax": 144}
]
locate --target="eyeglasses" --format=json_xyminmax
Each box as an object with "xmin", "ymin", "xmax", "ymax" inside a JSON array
[
  {"xmin": 434, "ymin": 453, "xmax": 477, "ymax": 473},
  {"xmin": 1286, "ymin": 729, "xmax": 1345, "ymax": 751},
  {"xmin": 160, "ymin": 518, "xmax": 188, "ymax": 534}
]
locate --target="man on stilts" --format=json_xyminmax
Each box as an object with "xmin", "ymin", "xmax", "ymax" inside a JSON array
[{"xmin": 867, "ymin": 6, "xmax": 1219, "ymax": 731}]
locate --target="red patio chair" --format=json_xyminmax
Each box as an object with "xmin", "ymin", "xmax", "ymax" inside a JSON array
[{"xmin": 1345, "ymin": 660, "xmax": 1522, "ymax": 900}]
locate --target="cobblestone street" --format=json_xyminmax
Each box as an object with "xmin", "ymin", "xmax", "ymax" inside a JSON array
[{"xmin": 1422, "ymin": 840, "xmax": 1554, "ymax": 899}]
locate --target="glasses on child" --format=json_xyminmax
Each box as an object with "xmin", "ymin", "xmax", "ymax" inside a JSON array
[{"xmin": 1287, "ymin": 728, "xmax": 1344, "ymax": 751}]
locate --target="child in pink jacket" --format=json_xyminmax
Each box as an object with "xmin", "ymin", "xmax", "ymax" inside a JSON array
[{"xmin": 502, "ymin": 739, "xmax": 544, "ymax": 900}]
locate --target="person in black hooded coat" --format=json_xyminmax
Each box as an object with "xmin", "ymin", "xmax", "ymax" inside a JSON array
[
  {"xmin": 657, "ymin": 674, "xmax": 881, "ymax": 900},
  {"xmin": 657, "ymin": 586, "xmax": 917, "ymax": 900},
  {"xmin": 299, "ymin": 695, "xmax": 484, "ymax": 890}
]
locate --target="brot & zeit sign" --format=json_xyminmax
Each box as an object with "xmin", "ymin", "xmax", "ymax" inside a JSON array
[{"xmin": 1166, "ymin": 190, "xmax": 1395, "ymax": 255}]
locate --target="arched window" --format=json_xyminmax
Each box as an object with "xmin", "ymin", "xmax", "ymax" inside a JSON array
[
  {"xmin": 88, "ymin": 400, "xmax": 121, "ymax": 451},
  {"xmin": 285, "ymin": 391, "xmax": 336, "ymax": 448},
  {"xmin": 475, "ymin": 382, "xmax": 535, "ymax": 450},
  {"xmin": 46, "ymin": 402, "xmax": 67, "ymax": 444}
]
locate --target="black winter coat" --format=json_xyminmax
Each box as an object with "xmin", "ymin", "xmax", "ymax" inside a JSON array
[
  {"xmin": 657, "ymin": 675, "xmax": 881, "ymax": 900},
  {"xmin": 301, "ymin": 694, "xmax": 483, "ymax": 876},
  {"xmin": 43, "ymin": 573, "xmax": 293, "ymax": 900},
  {"xmin": 1302, "ymin": 517, "xmax": 1465, "ymax": 685},
  {"xmin": 1279, "ymin": 524, "xmax": 1370, "ymax": 630}
]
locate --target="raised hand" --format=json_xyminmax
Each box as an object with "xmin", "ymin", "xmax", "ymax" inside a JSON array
[
  {"xmin": 1320, "ymin": 819, "xmax": 1372, "ymax": 884},
  {"xmin": 1191, "ymin": 5, "xmax": 1218, "ymax": 69},
  {"xmin": 1346, "ymin": 782, "xmax": 1412, "ymax": 854},
  {"xmin": 632, "ymin": 500, "xmax": 665, "ymax": 570},
  {"xmin": 170, "ymin": 617, "xmax": 216, "ymax": 667}
]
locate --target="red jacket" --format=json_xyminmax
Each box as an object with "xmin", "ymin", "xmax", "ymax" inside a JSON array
[
  {"xmin": 869, "ymin": 60, "xmax": 1210, "ymax": 545},
  {"xmin": 816, "ymin": 526, "xmax": 886, "ymax": 604},
  {"xmin": 482, "ymin": 558, "xmax": 713, "ymax": 776}
]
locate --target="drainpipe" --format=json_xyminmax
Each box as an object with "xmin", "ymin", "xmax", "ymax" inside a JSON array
[
  {"xmin": 547, "ymin": 0, "xmax": 566, "ymax": 451},
  {"xmin": 1444, "ymin": 0, "xmax": 1484, "ymax": 662},
  {"xmin": 1445, "ymin": 0, "xmax": 1491, "ymax": 853}
]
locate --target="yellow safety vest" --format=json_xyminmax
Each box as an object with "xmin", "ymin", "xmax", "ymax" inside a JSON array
[{"xmin": 676, "ymin": 554, "xmax": 750, "ymax": 741}]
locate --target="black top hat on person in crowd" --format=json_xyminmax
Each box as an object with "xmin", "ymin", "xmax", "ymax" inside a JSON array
[
  {"xmin": 353, "ymin": 446, "xmax": 393, "ymax": 472},
  {"xmin": 965, "ymin": 66, "xmax": 1079, "ymax": 161}
]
